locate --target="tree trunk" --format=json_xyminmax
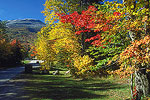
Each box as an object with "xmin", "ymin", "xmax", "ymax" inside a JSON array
[
  {"xmin": 81, "ymin": 32, "xmax": 85, "ymax": 55},
  {"xmin": 135, "ymin": 68, "xmax": 149, "ymax": 100}
]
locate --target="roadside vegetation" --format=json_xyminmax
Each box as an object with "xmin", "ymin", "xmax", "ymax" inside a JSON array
[
  {"xmin": 0, "ymin": 21, "xmax": 27, "ymax": 68},
  {"xmin": 0, "ymin": 0, "xmax": 150, "ymax": 99},
  {"xmin": 12, "ymin": 68, "xmax": 130, "ymax": 100},
  {"xmin": 32, "ymin": 0, "xmax": 150, "ymax": 99},
  {"xmin": 22, "ymin": 60, "xmax": 31, "ymax": 64}
]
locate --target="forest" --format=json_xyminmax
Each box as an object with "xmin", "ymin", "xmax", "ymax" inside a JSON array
[
  {"xmin": 0, "ymin": 21, "xmax": 27, "ymax": 67},
  {"xmin": 0, "ymin": 0, "xmax": 150, "ymax": 99},
  {"xmin": 33, "ymin": 0, "xmax": 150, "ymax": 99}
]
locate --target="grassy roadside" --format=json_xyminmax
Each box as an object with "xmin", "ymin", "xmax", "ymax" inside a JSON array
[
  {"xmin": 22, "ymin": 60, "xmax": 31, "ymax": 64},
  {"xmin": 12, "ymin": 68, "xmax": 131, "ymax": 100}
]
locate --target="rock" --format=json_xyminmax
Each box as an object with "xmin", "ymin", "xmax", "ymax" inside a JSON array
[
  {"xmin": 53, "ymin": 70, "xmax": 59, "ymax": 75},
  {"xmin": 65, "ymin": 70, "xmax": 70, "ymax": 75}
]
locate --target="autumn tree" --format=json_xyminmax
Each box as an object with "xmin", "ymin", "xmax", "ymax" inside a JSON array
[
  {"xmin": 118, "ymin": 0, "xmax": 150, "ymax": 99},
  {"xmin": 35, "ymin": 0, "xmax": 96, "ymax": 76},
  {"xmin": 57, "ymin": 3, "xmax": 130, "ymax": 74},
  {"xmin": 0, "ymin": 21, "xmax": 25, "ymax": 67},
  {"xmin": 35, "ymin": 28, "xmax": 56, "ymax": 71},
  {"xmin": 42, "ymin": 0, "xmax": 104, "ymax": 56},
  {"xmin": 38, "ymin": 0, "xmax": 150, "ymax": 83},
  {"xmin": 57, "ymin": 1, "xmax": 150, "ymax": 98}
]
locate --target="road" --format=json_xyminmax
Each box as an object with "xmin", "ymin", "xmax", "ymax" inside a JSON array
[
  {"xmin": 0, "ymin": 65, "xmax": 25, "ymax": 100},
  {"xmin": 0, "ymin": 60, "xmax": 43, "ymax": 85},
  {"xmin": 0, "ymin": 67, "xmax": 24, "ymax": 85},
  {"xmin": 0, "ymin": 60, "xmax": 43, "ymax": 100}
]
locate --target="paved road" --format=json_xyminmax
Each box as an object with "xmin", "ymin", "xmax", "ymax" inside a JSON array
[
  {"xmin": 0, "ymin": 60, "xmax": 42, "ymax": 84},
  {"xmin": 0, "ymin": 66, "xmax": 25, "ymax": 100},
  {"xmin": 0, "ymin": 60, "xmax": 43, "ymax": 100},
  {"xmin": 0, "ymin": 66, "xmax": 24, "ymax": 85},
  {"xmin": 0, "ymin": 60, "xmax": 43, "ymax": 85}
]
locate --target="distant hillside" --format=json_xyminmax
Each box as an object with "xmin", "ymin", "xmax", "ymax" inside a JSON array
[
  {"xmin": 7, "ymin": 19, "xmax": 45, "ymax": 29},
  {"xmin": 6, "ymin": 19, "xmax": 46, "ymax": 44}
]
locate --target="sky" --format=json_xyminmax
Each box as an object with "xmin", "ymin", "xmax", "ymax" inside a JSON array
[
  {"xmin": 0, "ymin": 0, "xmax": 46, "ymax": 22},
  {"xmin": 0, "ymin": 0, "xmax": 122, "ymax": 22}
]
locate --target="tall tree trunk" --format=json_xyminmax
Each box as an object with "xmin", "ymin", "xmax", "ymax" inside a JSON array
[
  {"xmin": 81, "ymin": 32, "xmax": 85, "ymax": 55},
  {"xmin": 135, "ymin": 68, "xmax": 149, "ymax": 100}
]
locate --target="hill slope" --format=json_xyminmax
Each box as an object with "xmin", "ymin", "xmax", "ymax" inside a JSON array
[{"xmin": 6, "ymin": 19, "xmax": 45, "ymax": 43}]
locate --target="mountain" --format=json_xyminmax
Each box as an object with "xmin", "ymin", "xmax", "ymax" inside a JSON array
[
  {"xmin": 7, "ymin": 18, "xmax": 45, "ymax": 28},
  {"xmin": 6, "ymin": 18, "xmax": 45, "ymax": 31},
  {"xmin": 6, "ymin": 19, "xmax": 46, "ymax": 44}
]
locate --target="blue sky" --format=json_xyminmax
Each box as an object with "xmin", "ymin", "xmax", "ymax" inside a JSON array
[
  {"xmin": 0, "ymin": 0, "xmax": 46, "ymax": 22},
  {"xmin": 0, "ymin": 0, "xmax": 122, "ymax": 22}
]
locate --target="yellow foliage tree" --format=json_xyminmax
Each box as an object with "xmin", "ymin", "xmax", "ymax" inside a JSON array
[
  {"xmin": 35, "ymin": 27, "xmax": 57, "ymax": 70},
  {"xmin": 35, "ymin": 0, "xmax": 97, "ymax": 76},
  {"xmin": 47, "ymin": 22, "xmax": 81, "ymax": 65},
  {"xmin": 73, "ymin": 54, "xmax": 94, "ymax": 78},
  {"xmin": 42, "ymin": 0, "xmax": 79, "ymax": 25}
]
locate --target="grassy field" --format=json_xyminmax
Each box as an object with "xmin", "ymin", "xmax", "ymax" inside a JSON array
[{"xmin": 12, "ymin": 68, "xmax": 131, "ymax": 100}]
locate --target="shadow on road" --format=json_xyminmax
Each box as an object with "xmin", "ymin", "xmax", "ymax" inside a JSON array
[{"xmin": 0, "ymin": 72, "xmax": 128, "ymax": 100}]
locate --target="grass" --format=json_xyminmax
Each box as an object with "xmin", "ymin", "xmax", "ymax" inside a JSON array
[
  {"xmin": 12, "ymin": 67, "xmax": 131, "ymax": 100},
  {"xmin": 22, "ymin": 60, "xmax": 31, "ymax": 64}
]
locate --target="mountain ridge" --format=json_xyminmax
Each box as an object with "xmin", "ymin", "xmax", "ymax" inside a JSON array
[
  {"xmin": 6, "ymin": 18, "xmax": 45, "ymax": 29},
  {"xmin": 6, "ymin": 18, "xmax": 45, "ymax": 44}
]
